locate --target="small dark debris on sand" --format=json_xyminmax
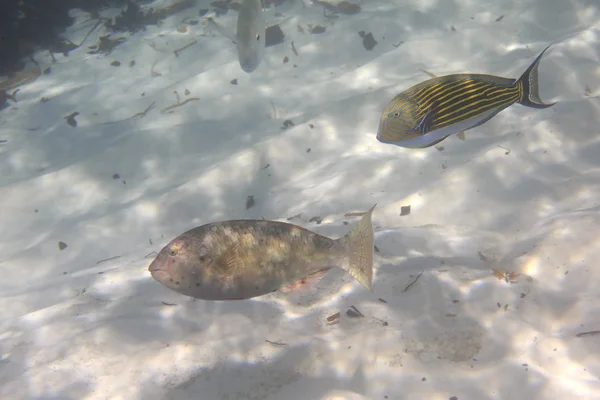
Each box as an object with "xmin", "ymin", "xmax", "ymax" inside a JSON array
[
  {"xmin": 58, "ymin": 241, "xmax": 68, "ymax": 251},
  {"xmin": 96, "ymin": 256, "xmax": 121, "ymax": 264},
  {"xmin": 64, "ymin": 111, "xmax": 79, "ymax": 127},
  {"xmin": 283, "ymin": 56, "xmax": 289, "ymax": 64},
  {"xmin": 287, "ymin": 213, "xmax": 303, "ymax": 221},
  {"xmin": 265, "ymin": 339, "xmax": 287, "ymax": 347},
  {"xmin": 88, "ymin": 35, "xmax": 126, "ymax": 55},
  {"xmin": 309, "ymin": 25, "xmax": 327, "ymax": 34},
  {"xmin": 498, "ymin": 145, "xmax": 511, "ymax": 155},
  {"xmin": 260, "ymin": 163, "xmax": 270, "ymax": 170},
  {"xmin": 326, "ymin": 312, "xmax": 340, "ymax": 323},
  {"xmin": 50, "ymin": 40, "xmax": 79, "ymax": 57},
  {"xmin": 246, "ymin": 195, "xmax": 255, "ymax": 209},
  {"xmin": 336, "ymin": 1, "xmax": 361, "ymax": 14},
  {"xmin": 346, "ymin": 305, "xmax": 364, "ymax": 318},
  {"xmin": 576, "ymin": 330, "xmax": 600, "ymax": 338},
  {"xmin": 312, "ymin": 0, "xmax": 361, "ymax": 15},
  {"xmin": 400, "ymin": 205, "xmax": 411, "ymax": 216},
  {"xmin": 230, "ymin": 79, "xmax": 238, "ymax": 85},
  {"xmin": 309, "ymin": 216, "xmax": 323, "ymax": 224},
  {"xmin": 281, "ymin": 119, "xmax": 295, "ymax": 130},
  {"xmin": 359, "ymin": 31, "xmax": 377, "ymax": 50},
  {"xmin": 210, "ymin": 0, "xmax": 231, "ymax": 16},
  {"xmin": 374, "ymin": 245, "xmax": 380, "ymax": 252},
  {"xmin": 402, "ymin": 271, "xmax": 423, "ymax": 292},
  {"xmin": 112, "ymin": 173, "xmax": 120, "ymax": 180},
  {"xmin": 43, "ymin": 67, "xmax": 51, "ymax": 75},
  {"xmin": 496, "ymin": 15, "xmax": 504, "ymax": 22},
  {"xmin": 266, "ymin": 25, "xmax": 285, "ymax": 47},
  {"xmin": 110, "ymin": 60, "xmax": 121, "ymax": 67},
  {"xmin": 109, "ymin": 0, "xmax": 196, "ymax": 33},
  {"xmin": 161, "ymin": 302, "xmax": 177, "ymax": 306},
  {"xmin": 378, "ymin": 298, "xmax": 387, "ymax": 303}
]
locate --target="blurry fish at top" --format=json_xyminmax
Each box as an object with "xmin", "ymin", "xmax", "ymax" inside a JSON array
[
  {"xmin": 377, "ymin": 45, "xmax": 556, "ymax": 149},
  {"xmin": 148, "ymin": 205, "xmax": 376, "ymax": 301},
  {"xmin": 207, "ymin": 0, "xmax": 266, "ymax": 73}
]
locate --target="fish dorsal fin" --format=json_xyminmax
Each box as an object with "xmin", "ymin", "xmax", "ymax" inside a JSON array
[
  {"xmin": 214, "ymin": 242, "xmax": 246, "ymax": 273},
  {"xmin": 420, "ymin": 69, "xmax": 438, "ymax": 78}
]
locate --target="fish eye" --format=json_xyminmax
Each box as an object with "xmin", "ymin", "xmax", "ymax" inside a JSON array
[
  {"xmin": 168, "ymin": 247, "xmax": 178, "ymax": 256},
  {"xmin": 394, "ymin": 112, "xmax": 400, "ymax": 116}
]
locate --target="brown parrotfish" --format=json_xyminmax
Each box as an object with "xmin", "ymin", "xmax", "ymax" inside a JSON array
[{"xmin": 149, "ymin": 205, "xmax": 376, "ymax": 300}]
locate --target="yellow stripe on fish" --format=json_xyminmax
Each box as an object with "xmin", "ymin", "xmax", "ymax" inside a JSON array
[{"xmin": 377, "ymin": 45, "xmax": 556, "ymax": 149}]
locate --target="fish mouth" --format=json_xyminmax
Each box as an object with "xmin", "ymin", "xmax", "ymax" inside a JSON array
[
  {"xmin": 240, "ymin": 61, "xmax": 258, "ymax": 73},
  {"xmin": 376, "ymin": 134, "xmax": 391, "ymax": 144},
  {"xmin": 148, "ymin": 258, "xmax": 169, "ymax": 281},
  {"xmin": 148, "ymin": 258, "xmax": 161, "ymax": 272},
  {"xmin": 376, "ymin": 124, "xmax": 393, "ymax": 144}
]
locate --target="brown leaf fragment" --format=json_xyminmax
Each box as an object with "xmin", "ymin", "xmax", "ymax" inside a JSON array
[{"xmin": 327, "ymin": 312, "xmax": 340, "ymax": 322}]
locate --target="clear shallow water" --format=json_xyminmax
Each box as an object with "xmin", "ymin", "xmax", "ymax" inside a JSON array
[{"xmin": 0, "ymin": 0, "xmax": 599, "ymax": 399}]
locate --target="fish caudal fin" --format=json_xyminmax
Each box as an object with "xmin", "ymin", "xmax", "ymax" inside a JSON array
[
  {"xmin": 516, "ymin": 44, "xmax": 556, "ymax": 109},
  {"xmin": 336, "ymin": 204, "xmax": 376, "ymax": 292}
]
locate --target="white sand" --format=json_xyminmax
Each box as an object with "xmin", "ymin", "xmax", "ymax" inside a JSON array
[{"xmin": 1, "ymin": 0, "xmax": 600, "ymax": 398}]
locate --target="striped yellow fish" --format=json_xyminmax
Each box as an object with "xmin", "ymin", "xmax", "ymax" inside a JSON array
[{"xmin": 377, "ymin": 45, "xmax": 556, "ymax": 148}]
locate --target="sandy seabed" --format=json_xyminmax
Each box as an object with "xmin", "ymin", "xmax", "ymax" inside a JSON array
[{"xmin": 1, "ymin": 0, "xmax": 600, "ymax": 399}]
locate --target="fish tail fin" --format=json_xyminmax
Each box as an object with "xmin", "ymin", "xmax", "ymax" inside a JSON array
[
  {"xmin": 335, "ymin": 204, "xmax": 376, "ymax": 292},
  {"xmin": 516, "ymin": 44, "xmax": 556, "ymax": 109}
]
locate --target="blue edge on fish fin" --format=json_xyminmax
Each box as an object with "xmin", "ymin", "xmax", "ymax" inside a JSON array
[{"xmin": 413, "ymin": 106, "xmax": 436, "ymax": 135}]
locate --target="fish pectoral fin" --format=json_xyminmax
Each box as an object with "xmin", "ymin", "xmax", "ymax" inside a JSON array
[
  {"xmin": 206, "ymin": 16, "xmax": 237, "ymax": 43},
  {"xmin": 457, "ymin": 131, "xmax": 466, "ymax": 141},
  {"xmin": 279, "ymin": 269, "xmax": 331, "ymax": 293},
  {"xmin": 414, "ymin": 106, "xmax": 436, "ymax": 135},
  {"xmin": 214, "ymin": 242, "xmax": 246, "ymax": 273}
]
